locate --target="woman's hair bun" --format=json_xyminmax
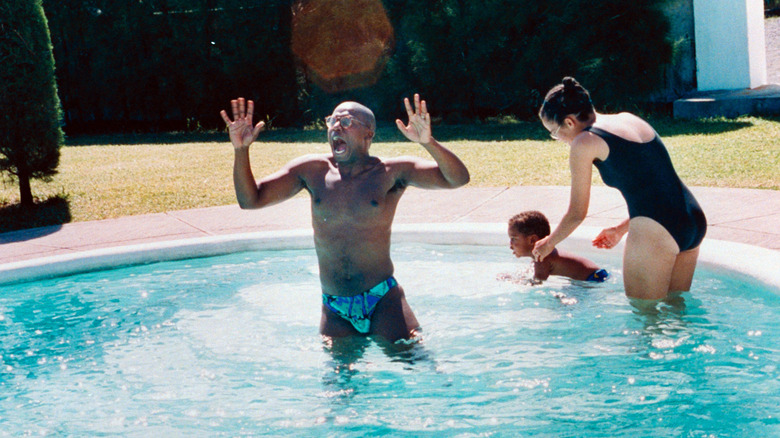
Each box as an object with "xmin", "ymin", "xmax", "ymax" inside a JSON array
[
  {"xmin": 562, "ymin": 77, "xmax": 579, "ymax": 90},
  {"xmin": 538, "ymin": 76, "xmax": 593, "ymax": 123}
]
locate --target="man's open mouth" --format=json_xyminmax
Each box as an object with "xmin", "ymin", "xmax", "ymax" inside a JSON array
[{"xmin": 332, "ymin": 136, "xmax": 347, "ymax": 155}]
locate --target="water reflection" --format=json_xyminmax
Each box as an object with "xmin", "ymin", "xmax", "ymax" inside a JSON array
[
  {"xmin": 319, "ymin": 332, "xmax": 438, "ymax": 406},
  {"xmin": 626, "ymin": 292, "xmax": 712, "ymax": 360},
  {"xmin": 320, "ymin": 335, "xmax": 370, "ymax": 400}
]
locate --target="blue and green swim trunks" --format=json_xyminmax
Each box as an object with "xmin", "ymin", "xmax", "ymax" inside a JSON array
[
  {"xmin": 322, "ymin": 276, "xmax": 398, "ymax": 333},
  {"xmin": 585, "ymin": 269, "xmax": 609, "ymax": 283}
]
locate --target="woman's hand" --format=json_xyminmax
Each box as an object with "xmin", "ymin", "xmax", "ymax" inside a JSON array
[
  {"xmin": 532, "ymin": 236, "xmax": 555, "ymax": 262},
  {"xmin": 592, "ymin": 225, "xmax": 627, "ymax": 249},
  {"xmin": 220, "ymin": 97, "xmax": 265, "ymax": 150}
]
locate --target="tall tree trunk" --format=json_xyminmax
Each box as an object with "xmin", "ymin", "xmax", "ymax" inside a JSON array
[{"xmin": 18, "ymin": 172, "xmax": 33, "ymax": 206}]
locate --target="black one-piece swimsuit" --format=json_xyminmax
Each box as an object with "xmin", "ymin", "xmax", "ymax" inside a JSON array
[{"xmin": 589, "ymin": 127, "xmax": 707, "ymax": 251}]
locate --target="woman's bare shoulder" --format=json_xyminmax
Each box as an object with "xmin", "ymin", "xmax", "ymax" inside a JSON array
[{"xmin": 596, "ymin": 113, "xmax": 655, "ymax": 142}]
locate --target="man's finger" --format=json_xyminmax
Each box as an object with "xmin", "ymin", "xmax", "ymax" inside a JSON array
[
  {"xmin": 220, "ymin": 110, "xmax": 231, "ymax": 125},
  {"xmin": 403, "ymin": 97, "xmax": 414, "ymax": 118},
  {"xmin": 238, "ymin": 98, "xmax": 246, "ymax": 117},
  {"xmin": 252, "ymin": 121, "xmax": 265, "ymax": 138}
]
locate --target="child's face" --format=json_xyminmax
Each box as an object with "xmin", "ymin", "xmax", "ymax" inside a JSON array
[{"xmin": 508, "ymin": 228, "xmax": 535, "ymax": 258}]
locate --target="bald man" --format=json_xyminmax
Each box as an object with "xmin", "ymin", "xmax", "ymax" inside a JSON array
[{"xmin": 220, "ymin": 95, "xmax": 470, "ymax": 342}]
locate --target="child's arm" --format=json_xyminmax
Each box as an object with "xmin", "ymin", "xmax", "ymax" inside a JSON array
[{"xmin": 533, "ymin": 259, "xmax": 552, "ymax": 282}]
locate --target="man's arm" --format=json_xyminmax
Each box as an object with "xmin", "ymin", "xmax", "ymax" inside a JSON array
[
  {"xmin": 221, "ymin": 98, "xmax": 308, "ymax": 209},
  {"xmin": 394, "ymin": 94, "xmax": 470, "ymax": 189},
  {"xmin": 234, "ymin": 154, "xmax": 311, "ymax": 209}
]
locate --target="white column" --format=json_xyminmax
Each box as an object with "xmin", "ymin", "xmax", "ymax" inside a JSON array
[{"xmin": 693, "ymin": 0, "xmax": 767, "ymax": 91}]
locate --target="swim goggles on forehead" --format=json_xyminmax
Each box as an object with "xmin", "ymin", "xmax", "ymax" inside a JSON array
[{"xmin": 325, "ymin": 115, "xmax": 368, "ymax": 129}]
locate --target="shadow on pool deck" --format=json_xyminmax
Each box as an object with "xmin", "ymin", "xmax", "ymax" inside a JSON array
[{"xmin": 0, "ymin": 186, "xmax": 778, "ymax": 264}]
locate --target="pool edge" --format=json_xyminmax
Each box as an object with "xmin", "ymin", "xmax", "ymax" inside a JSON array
[{"xmin": 1, "ymin": 223, "xmax": 778, "ymax": 289}]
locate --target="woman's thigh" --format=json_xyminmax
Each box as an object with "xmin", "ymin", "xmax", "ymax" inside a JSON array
[
  {"xmin": 622, "ymin": 217, "xmax": 679, "ymax": 300},
  {"xmin": 669, "ymin": 246, "xmax": 700, "ymax": 292}
]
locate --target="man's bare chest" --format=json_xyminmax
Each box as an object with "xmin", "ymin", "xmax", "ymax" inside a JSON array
[{"xmin": 309, "ymin": 172, "xmax": 402, "ymax": 223}]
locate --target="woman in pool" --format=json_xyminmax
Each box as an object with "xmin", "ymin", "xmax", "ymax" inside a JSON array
[{"xmin": 532, "ymin": 77, "xmax": 706, "ymax": 300}]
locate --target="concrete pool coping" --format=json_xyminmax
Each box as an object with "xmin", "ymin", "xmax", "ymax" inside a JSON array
[
  {"xmin": 1, "ymin": 186, "xmax": 778, "ymax": 287},
  {"xmin": 2, "ymin": 186, "xmax": 779, "ymax": 264},
  {"xmin": 1, "ymin": 224, "xmax": 778, "ymax": 290}
]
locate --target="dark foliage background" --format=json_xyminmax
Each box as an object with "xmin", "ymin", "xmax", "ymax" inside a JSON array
[{"xmin": 42, "ymin": 0, "xmax": 675, "ymax": 134}]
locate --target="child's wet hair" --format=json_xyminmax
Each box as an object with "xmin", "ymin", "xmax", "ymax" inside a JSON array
[
  {"xmin": 538, "ymin": 77, "xmax": 594, "ymax": 124},
  {"xmin": 508, "ymin": 210, "xmax": 551, "ymax": 238}
]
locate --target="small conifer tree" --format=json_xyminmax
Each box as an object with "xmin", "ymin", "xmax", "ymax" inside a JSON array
[{"xmin": 0, "ymin": 0, "xmax": 64, "ymax": 206}]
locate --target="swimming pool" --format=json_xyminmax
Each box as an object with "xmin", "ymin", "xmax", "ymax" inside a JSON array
[{"xmin": 1, "ymin": 224, "xmax": 778, "ymax": 436}]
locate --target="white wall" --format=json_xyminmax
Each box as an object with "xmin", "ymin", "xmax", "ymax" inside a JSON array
[{"xmin": 693, "ymin": 0, "xmax": 767, "ymax": 91}]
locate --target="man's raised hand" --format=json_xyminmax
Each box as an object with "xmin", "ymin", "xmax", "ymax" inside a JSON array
[
  {"xmin": 396, "ymin": 94, "xmax": 432, "ymax": 145},
  {"xmin": 220, "ymin": 98, "xmax": 265, "ymax": 149}
]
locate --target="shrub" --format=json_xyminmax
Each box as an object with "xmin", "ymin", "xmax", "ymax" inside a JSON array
[{"xmin": 0, "ymin": 0, "xmax": 64, "ymax": 206}]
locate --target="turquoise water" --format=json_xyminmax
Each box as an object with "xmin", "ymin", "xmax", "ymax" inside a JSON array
[{"xmin": 0, "ymin": 243, "xmax": 778, "ymax": 436}]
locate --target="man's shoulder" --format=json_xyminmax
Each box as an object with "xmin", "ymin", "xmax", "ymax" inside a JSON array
[
  {"xmin": 281, "ymin": 154, "xmax": 332, "ymax": 180},
  {"xmin": 379, "ymin": 155, "xmax": 428, "ymax": 168},
  {"xmin": 288, "ymin": 153, "xmax": 332, "ymax": 167},
  {"xmin": 296, "ymin": 152, "xmax": 331, "ymax": 161}
]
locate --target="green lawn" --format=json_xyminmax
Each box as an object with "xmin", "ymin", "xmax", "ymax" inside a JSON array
[{"xmin": 1, "ymin": 116, "xmax": 778, "ymax": 233}]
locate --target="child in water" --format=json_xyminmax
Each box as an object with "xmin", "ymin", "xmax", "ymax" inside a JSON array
[{"xmin": 500, "ymin": 211, "xmax": 609, "ymax": 284}]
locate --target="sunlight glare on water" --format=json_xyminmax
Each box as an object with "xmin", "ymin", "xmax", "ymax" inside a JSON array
[{"xmin": 0, "ymin": 244, "xmax": 777, "ymax": 436}]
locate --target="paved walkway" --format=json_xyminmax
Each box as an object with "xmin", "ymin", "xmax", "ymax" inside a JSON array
[{"xmin": 1, "ymin": 186, "xmax": 778, "ymax": 265}]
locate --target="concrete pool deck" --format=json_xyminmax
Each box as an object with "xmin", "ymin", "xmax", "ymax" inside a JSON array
[{"xmin": 1, "ymin": 186, "xmax": 778, "ymax": 266}]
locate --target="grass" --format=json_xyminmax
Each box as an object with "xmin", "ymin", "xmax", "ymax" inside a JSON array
[{"xmin": 0, "ymin": 115, "xmax": 778, "ymax": 233}]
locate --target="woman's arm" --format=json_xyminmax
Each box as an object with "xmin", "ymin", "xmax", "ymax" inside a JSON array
[
  {"xmin": 533, "ymin": 134, "xmax": 601, "ymax": 261},
  {"xmin": 592, "ymin": 218, "xmax": 630, "ymax": 248}
]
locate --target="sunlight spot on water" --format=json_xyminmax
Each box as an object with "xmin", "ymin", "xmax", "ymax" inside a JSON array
[{"xmin": 694, "ymin": 344, "xmax": 716, "ymax": 354}]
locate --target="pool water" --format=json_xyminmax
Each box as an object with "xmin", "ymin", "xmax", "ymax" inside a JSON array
[{"xmin": 0, "ymin": 243, "xmax": 778, "ymax": 436}]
